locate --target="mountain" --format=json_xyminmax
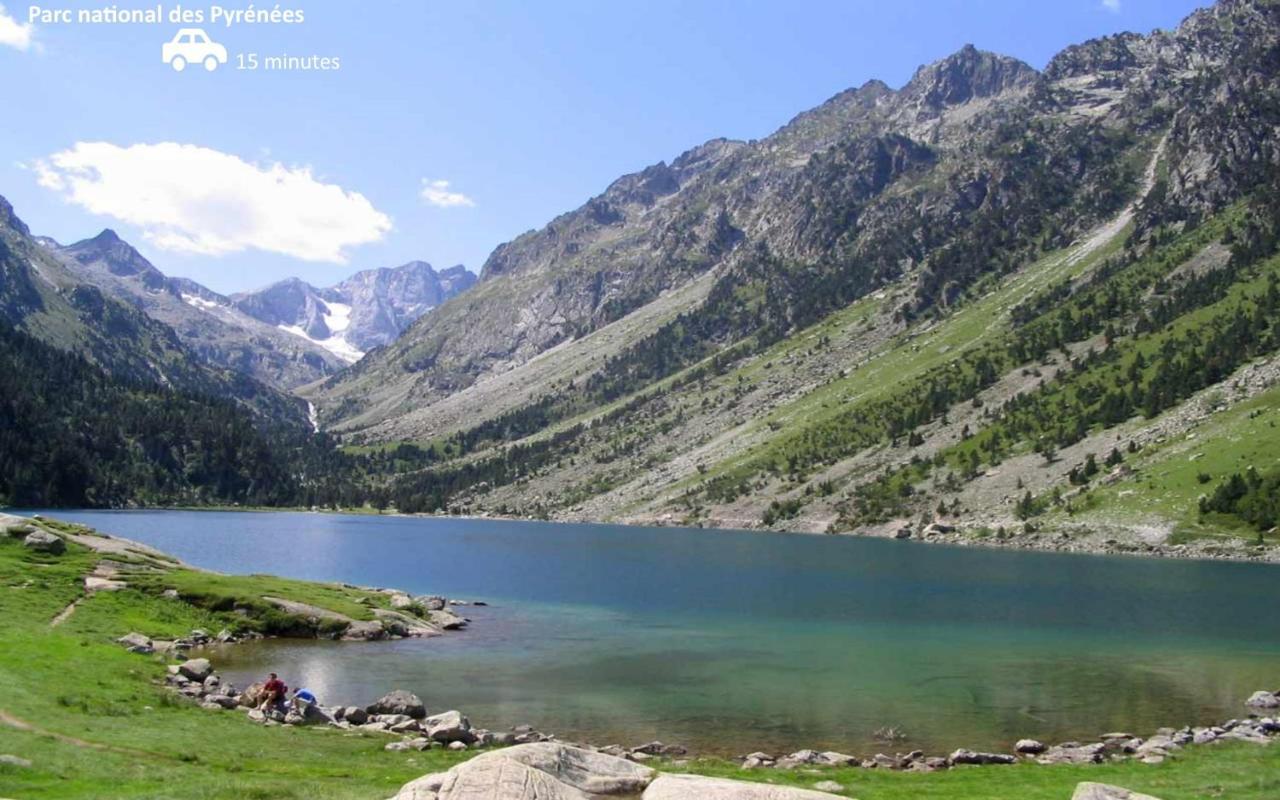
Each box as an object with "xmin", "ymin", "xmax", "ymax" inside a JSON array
[
  {"xmin": 308, "ymin": 0, "xmax": 1280, "ymax": 552},
  {"xmin": 50, "ymin": 230, "xmax": 347, "ymax": 389},
  {"xmin": 230, "ymin": 262, "xmax": 476, "ymax": 363},
  {"xmin": 0, "ymin": 194, "xmax": 359, "ymax": 508}
]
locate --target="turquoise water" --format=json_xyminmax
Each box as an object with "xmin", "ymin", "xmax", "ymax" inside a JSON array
[{"xmin": 35, "ymin": 509, "xmax": 1280, "ymax": 755}]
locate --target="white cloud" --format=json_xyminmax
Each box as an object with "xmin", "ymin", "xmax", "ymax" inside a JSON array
[
  {"xmin": 1101, "ymin": 0, "xmax": 1121, "ymax": 12},
  {"xmin": 34, "ymin": 142, "xmax": 392, "ymax": 263},
  {"xmin": 420, "ymin": 178, "xmax": 475, "ymax": 208},
  {"xmin": 0, "ymin": 4, "xmax": 34, "ymax": 50}
]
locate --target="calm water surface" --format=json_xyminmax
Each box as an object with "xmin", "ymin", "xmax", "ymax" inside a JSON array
[{"xmin": 35, "ymin": 510, "xmax": 1280, "ymax": 755}]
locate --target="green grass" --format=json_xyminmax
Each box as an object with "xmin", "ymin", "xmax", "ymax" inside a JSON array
[
  {"xmin": 126, "ymin": 569, "xmax": 387, "ymax": 622},
  {"xmin": 2, "ymin": 520, "xmax": 1277, "ymax": 799},
  {"xmin": 666, "ymin": 744, "xmax": 1280, "ymax": 799},
  {"xmin": 1076, "ymin": 383, "xmax": 1280, "ymax": 542}
]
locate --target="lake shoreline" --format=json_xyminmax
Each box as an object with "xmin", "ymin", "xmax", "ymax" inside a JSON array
[{"xmin": 14, "ymin": 502, "xmax": 1278, "ymax": 566}]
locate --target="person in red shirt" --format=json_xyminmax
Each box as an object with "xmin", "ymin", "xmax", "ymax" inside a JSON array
[{"xmin": 258, "ymin": 672, "xmax": 287, "ymax": 711}]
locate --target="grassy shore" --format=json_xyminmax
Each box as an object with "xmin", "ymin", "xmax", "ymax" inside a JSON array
[{"xmin": 0, "ymin": 516, "xmax": 1276, "ymax": 799}]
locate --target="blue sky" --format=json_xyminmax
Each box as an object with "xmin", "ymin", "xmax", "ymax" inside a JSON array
[{"xmin": 1, "ymin": 0, "xmax": 1204, "ymax": 294}]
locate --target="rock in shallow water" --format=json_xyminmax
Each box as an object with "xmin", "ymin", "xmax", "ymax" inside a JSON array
[
  {"xmin": 367, "ymin": 690, "xmax": 426, "ymax": 719},
  {"xmin": 1245, "ymin": 690, "xmax": 1279, "ymax": 709}
]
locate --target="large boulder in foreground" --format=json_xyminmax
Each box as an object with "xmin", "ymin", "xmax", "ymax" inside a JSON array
[
  {"xmin": 388, "ymin": 743, "xmax": 848, "ymax": 800},
  {"xmin": 22, "ymin": 531, "xmax": 65, "ymax": 555},
  {"xmin": 1072, "ymin": 783, "xmax": 1164, "ymax": 800},
  {"xmin": 389, "ymin": 743, "xmax": 654, "ymax": 799},
  {"xmin": 367, "ymin": 690, "xmax": 426, "ymax": 719},
  {"xmin": 644, "ymin": 774, "xmax": 845, "ymax": 799}
]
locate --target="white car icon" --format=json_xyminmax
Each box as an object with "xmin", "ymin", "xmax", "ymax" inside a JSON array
[{"xmin": 162, "ymin": 28, "xmax": 228, "ymax": 72}]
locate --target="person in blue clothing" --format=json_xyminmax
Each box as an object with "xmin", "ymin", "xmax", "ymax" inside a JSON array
[{"xmin": 291, "ymin": 687, "xmax": 318, "ymax": 714}]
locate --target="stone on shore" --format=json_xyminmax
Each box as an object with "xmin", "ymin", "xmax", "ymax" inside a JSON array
[
  {"xmin": 0, "ymin": 754, "xmax": 33, "ymax": 769},
  {"xmin": 23, "ymin": 530, "xmax": 65, "ymax": 555},
  {"xmin": 643, "ymin": 774, "xmax": 845, "ymax": 799},
  {"xmin": 178, "ymin": 658, "xmax": 213, "ymax": 682},
  {"xmin": 948, "ymin": 748, "xmax": 1016, "ymax": 765},
  {"xmin": 1072, "ymin": 783, "xmax": 1164, "ymax": 800},
  {"xmin": 1037, "ymin": 742, "xmax": 1106, "ymax": 765},
  {"xmin": 117, "ymin": 632, "xmax": 153, "ymax": 652},
  {"xmin": 1015, "ymin": 738, "xmax": 1046, "ymax": 754},
  {"xmin": 389, "ymin": 743, "xmax": 654, "ymax": 800},
  {"xmin": 422, "ymin": 710, "xmax": 472, "ymax": 742},
  {"xmin": 368, "ymin": 690, "xmax": 426, "ymax": 719},
  {"xmin": 239, "ymin": 682, "xmax": 265, "ymax": 708}
]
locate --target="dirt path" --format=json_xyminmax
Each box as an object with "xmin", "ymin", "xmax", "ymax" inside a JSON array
[
  {"xmin": 49, "ymin": 600, "xmax": 78, "ymax": 628},
  {"xmin": 0, "ymin": 709, "xmax": 161, "ymax": 760}
]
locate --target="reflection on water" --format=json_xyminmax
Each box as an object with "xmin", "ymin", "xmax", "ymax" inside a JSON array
[{"xmin": 35, "ymin": 509, "xmax": 1280, "ymax": 754}]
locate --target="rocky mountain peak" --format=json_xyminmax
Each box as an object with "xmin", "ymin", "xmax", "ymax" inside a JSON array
[
  {"xmin": 902, "ymin": 44, "xmax": 1038, "ymax": 109},
  {"xmin": 64, "ymin": 229, "xmax": 168, "ymax": 289},
  {"xmin": 0, "ymin": 195, "xmax": 30, "ymax": 237}
]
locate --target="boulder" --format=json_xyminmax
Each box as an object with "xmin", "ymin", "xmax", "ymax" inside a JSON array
[
  {"xmin": 0, "ymin": 754, "xmax": 33, "ymax": 768},
  {"xmin": 177, "ymin": 658, "xmax": 213, "ymax": 682},
  {"xmin": 368, "ymin": 690, "xmax": 426, "ymax": 719},
  {"xmin": 117, "ymin": 632, "xmax": 153, "ymax": 651},
  {"xmin": 343, "ymin": 706, "xmax": 370, "ymax": 725},
  {"xmin": 239, "ymin": 682, "xmax": 265, "ymax": 708},
  {"xmin": 417, "ymin": 595, "xmax": 448, "ymax": 612},
  {"xmin": 812, "ymin": 782, "xmax": 844, "ymax": 793},
  {"xmin": 389, "ymin": 743, "xmax": 654, "ymax": 800},
  {"xmin": 428, "ymin": 609, "xmax": 467, "ymax": 630},
  {"xmin": 948, "ymin": 749, "xmax": 1016, "ymax": 766},
  {"xmin": 1037, "ymin": 742, "xmax": 1106, "ymax": 765},
  {"xmin": 343, "ymin": 620, "xmax": 387, "ymax": 641},
  {"xmin": 1015, "ymin": 738, "xmax": 1046, "ymax": 754},
  {"xmin": 5, "ymin": 523, "xmax": 35, "ymax": 537},
  {"xmin": 816, "ymin": 751, "xmax": 857, "ymax": 766},
  {"xmin": 389, "ymin": 593, "xmax": 415, "ymax": 609},
  {"xmin": 1245, "ymin": 690, "xmax": 1279, "ymax": 709},
  {"xmin": 423, "ymin": 710, "xmax": 473, "ymax": 743},
  {"xmin": 643, "ymin": 774, "xmax": 845, "ymax": 799},
  {"xmin": 1071, "ymin": 783, "xmax": 1164, "ymax": 800},
  {"xmin": 22, "ymin": 531, "xmax": 65, "ymax": 555}
]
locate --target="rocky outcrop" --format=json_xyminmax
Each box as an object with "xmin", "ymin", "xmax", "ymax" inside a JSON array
[
  {"xmin": 22, "ymin": 530, "xmax": 65, "ymax": 555},
  {"xmin": 1072, "ymin": 783, "xmax": 1164, "ymax": 800},
  {"xmin": 644, "ymin": 775, "xmax": 843, "ymax": 799},
  {"xmin": 231, "ymin": 262, "xmax": 476, "ymax": 362},
  {"xmin": 387, "ymin": 743, "xmax": 847, "ymax": 800}
]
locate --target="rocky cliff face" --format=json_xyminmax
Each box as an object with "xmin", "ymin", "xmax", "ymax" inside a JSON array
[
  {"xmin": 52, "ymin": 232, "xmax": 347, "ymax": 389},
  {"xmin": 231, "ymin": 262, "xmax": 476, "ymax": 362},
  {"xmin": 318, "ymin": 0, "xmax": 1278, "ymax": 442}
]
